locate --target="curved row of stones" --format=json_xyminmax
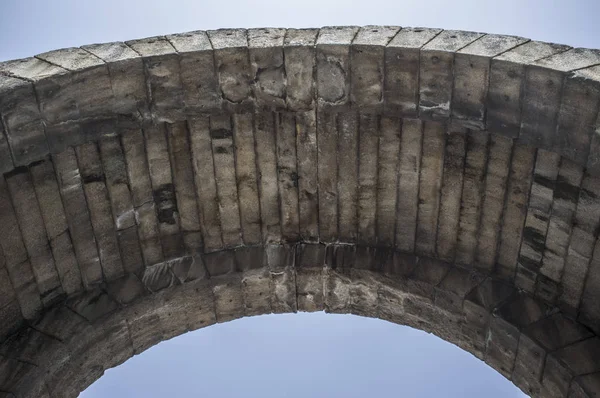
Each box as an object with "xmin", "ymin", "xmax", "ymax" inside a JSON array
[
  {"xmin": 0, "ymin": 26, "xmax": 599, "ymax": 397},
  {"xmin": 2, "ymin": 244, "xmax": 600, "ymax": 397},
  {"xmin": 0, "ymin": 26, "xmax": 599, "ymax": 173}
]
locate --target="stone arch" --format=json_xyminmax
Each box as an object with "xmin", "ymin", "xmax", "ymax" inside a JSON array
[{"xmin": 0, "ymin": 26, "xmax": 599, "ymax": 397}]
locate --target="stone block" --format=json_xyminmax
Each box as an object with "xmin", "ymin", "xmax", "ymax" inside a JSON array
[
  {"xmin": 350, "ymin": 26, "xmax": 400, "ymax": 110},
  {"xmin": 37, "ymin": 47, "xmax": 113, "ymax": 120},
  {"xmin": 465, "ymin": 277, "xmax": 514, "ymax": 311},
  {"xmin": 295, "ymin": 110, "xmax": 318, "ymax": 240},
  {"xmin": 555, "ymin": 65, "xmax": 600, "ymax": 165},
  {"xmin": 485, "ymin": 316, "xmax": 520, "ymax": 379},
  {"xmin": 419, "ymin": 30, "xmax": 483, "ymax": 120},
  {"xmin": 384, "ymin": 27, "xmax": 441, "ymax": 117},
  {"xmin": 395, "ymin": 118, "xmax": 423, "ymax": 251},
  {"xmin": 207, "ymin": 29, "xmax": 253, "ymax": 110},
  {"xmin": 487, "ymin": 40, "xmax": 569, "ymax": 138},
  {"xmin": 323, "ymin": 269, "xmax": 351, "ymax": 313},
  {"xmin": 166, "ymin": 31, "xmax": 220, "ymax": 111},
  {"xmin": 241, "ymin": 268, "xmax": 271, "ymax": 316},
  {"xmin": 187, "ymin": 116, "xmax": 223, "ymax": 252},
  {"xmin": 435, "ymin": 266, "xmax": 485, "ymax": 313},
  {"xmin": 0, "ymin": 73, "xmax": 48, "ymax": 165},
  {"xmin": 453, "ymin": 34, "xmax": 527, "ymax": 129},
  {"xmin": 512, "ymin": 334, "xmax": 546, "ymax": 396},
  {"xmin": 526, "ymin": 312, "xmax": 593, "ymax": 352},
  {"xmin": 495, "ymin": 292, "xmax": 551, "ymax": 328},
  {"xmin": 296, "ymin": 266, "xmax": 324, "ymax": 312},
  {"xmin": 316, "ymin": 26, "xmax": 359, "ymax": 108},
  {"xmin": 212, "ymin": 273, "xmax": 244, "ymax": 322},
  {"xmin": 66, "ymin": 288, "xmax": 119, "ymax": 322},
  {"xmin": 541, "ymin": 354, "xmax": 573, "ymax": 398},
  {"xmin": 105, "ymin": 273, "xmax": 146, "ymax": 305},
  {"xmin": 475, "ymin": 133, "xmax": 513, "ymax": 269},
  {"xmin": 126, "ymin": 36, "xmax": 184, "ymax": 122},
  {"xmin": 575, "ymin": 372, "xmax": 600, "ymax": 397},
  {"xmin": 83, "ymin": 41, "xmax": 149, "ymax": 120},
  {"xmin": 554, "ymin": 337, "xmax": 600, "ymax": 376},
  {"xmin": 521, "ymin": 48, "xmax": 600, "ymax": 150},
  {"xmin": 231, "ymin": 113, "xmax": 262, "ymax": 245},
  {"xmin": 270, "ymin": 264, "xmax": 296, "ymax": 314},
  {"xmin": 248, "ymin": 28, "xmax": 287, "ymax": 109},
  {"xmin": 284, "ymin": 29, "xmax": 318, "ymax": 110}
]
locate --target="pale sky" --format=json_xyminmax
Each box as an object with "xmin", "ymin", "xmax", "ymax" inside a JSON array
[{"xmin": 1, "ymin": 0, "xmax": 598, "ymax": 396}]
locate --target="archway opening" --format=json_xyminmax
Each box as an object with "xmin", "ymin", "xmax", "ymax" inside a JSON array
[{"xmin": 80, "ymin": 312, "xmax": 527, "ymax": 398}]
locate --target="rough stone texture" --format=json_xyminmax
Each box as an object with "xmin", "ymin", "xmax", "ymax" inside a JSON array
[{"xmin": 1, "ymin": 26, "xmax": 600, "ymax": 397}]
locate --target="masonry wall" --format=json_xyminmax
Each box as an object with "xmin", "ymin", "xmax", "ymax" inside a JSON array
[{"xmin": 0, "ymin": 26, "xmax": 599, "ymax": 397}]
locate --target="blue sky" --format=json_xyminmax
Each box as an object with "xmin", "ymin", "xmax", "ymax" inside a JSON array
[{"xmin": 1, "ymin": 0, "xmax": 598, "ymax": 396}]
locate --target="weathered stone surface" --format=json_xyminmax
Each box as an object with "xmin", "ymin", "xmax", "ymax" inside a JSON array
[
  {"xmin": 476, "ymin": 133, "xmax": 512, "ymax": 269},
  {"xmin": 166, "ymin": 31, "xmax": 220, "ymax": 111},
  {"xmin": 126, "ymin": 36, "xmax": 184, "ymax": 122},
  {"xmin": 284, "ymin": 29, "xmax": 318, "ymax": 110},
  {"xmin": 121, "ymin": 128, "xmax": 164, "ymax": 265},
  {"xmin": 485, "ymin": 316, "xmax": 520, "ymax": 379},
  {"xmin": 208, "ymin": 29, "xmax": 253, "ymax": 109},
  {"xmin": 496, "ymin": 145, "xmax": 536, "ymax": 279},
  {"xmin": 167, "ymin": 121, "xmax": 203, "ymax": 254},
  {"xmin": 487, "ymin": 40, "xmax": 569, "ymax": 137},
  {"xmin": 455, "ymin": 130, "xmax": 489, "ymax": 266},
  {"xmin": 554, "ymin": 337, "xmax": 600, "ymax": 376},
  {"xmin": 248, "ymin": 28, "xmax": 287, "ymax": 109},
  {"xmin": 541, "ymin": 354, "xmax": 573, "ymax": 398},
  {"xmin": 376, "ymin": 116, "xmax": 400, "ymax": 246},
  {"xmin": 395, "ymin": 118, "xmax": 422, "ymax": 252},
  {"xmin": 453, "ymin": 34, "xmax": 528, "ymax": 129},
  {"xmin": 419, "ymin": 30, "xmax": 484, "ymax": 120},
  {"xmin": 351, "ymin": 26, "xmax": 400, "ymax": 110},
  {"xmin": 436, "ymin": 126, "xmax": 466, "ymax": 261},
  {"xmin": 276, "ymin": 112, "xmax": 301, "ymax": 242},
  {"xmin": 82, "ymin": 41, "xmax": 149, "ymax": 120},
  {"xmin": 384, "ymin": 27, "xmax": 442, "ymax": 117},
  {"xmin": 357, "ymin": 113, "xmax": 379, "ymax": 246},
  {"xmin": 255, "ymin": 112, "xmax": 282, "ymax": 243},
  {"xmin": 144, "ymin": 123, "xmax": 184, "ymax": 258},
  {"xmin": 317, "ymin": 111, "xmax": 338, "ymax": 242},
  {"xmin": 1, "ymin": 26, "xmax": 600, "ymax": 397},
  {"xmin": 316, "ymin": 26, "xmax": 359, "ymax": 107},
  {"xmin": 526, "ymin": 312, "xmax": 593, "ymax": 351},
  {"xmin": 415, "ymin": 121, "xmax": 445, "ymax": 256},
  {"xmin": 561, "ymin": 174, "xmax": 600, "ymax": 314},
  {"xmin": 0, "ymin": 74, "xmax": 46, "ymax": 166},
  {"xmin": 232, "ymin": 113, "xmax": 262, "ymax": 245},
  {"xmin": 521, "ymin": 48, "xmax": 600, "ymax": 151},
  {"xmin": 517, "ymin": 150, "xmax": 560, "ymax": 292}
]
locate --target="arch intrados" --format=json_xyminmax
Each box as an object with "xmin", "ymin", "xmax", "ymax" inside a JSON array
[{"xmin": 0, "ymin": 26, "xmax": 599, "ymax": 397}]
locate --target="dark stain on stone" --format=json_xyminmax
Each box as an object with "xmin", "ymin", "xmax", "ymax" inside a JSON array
[
  {"xmin": 4, "ymin": 166, "xmax": 29, "ymax": 178},
  {"xmin": 580, "ymin": 186, "xmax": 598, "ymax": 201},
  {"xmin": 214, "ymin": 146, "xmax": 230, "ymax": 154},
  {"xmin": 533, "ymin": 174, "xmax": 555, "ymax": 190},
  {"xmin": 210, "ymin": 128, "xmax": 232, "ymax": 139},
  {"xmin": 522, "ymin": 226, "xmax": 546, "ymax": 255},
  {"xmin": 518, "ymin": 255, "xmax": 541, "ymax": 272},
  {"xmin": 153, "ymin": 183, "xmax": 178, "ymax": 224},
  {"xmin": 553, "ymin": 175, "xmax": 580, "ymax": 202},
  {"xmin": 290, "ymin": 171, "xmax": 299, "ymax": 188},
  {"xmin": 82, "ymin": 173, "xmax": 105, "ymax": 184},
  {"xmin": 28, "ymin": 159, "xmax": 46, "ymax": 169}
]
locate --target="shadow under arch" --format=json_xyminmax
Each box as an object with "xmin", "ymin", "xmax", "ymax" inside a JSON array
[{"xmin": 3, "ymin": 244, "xmax": 594, "ymax": 398}]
